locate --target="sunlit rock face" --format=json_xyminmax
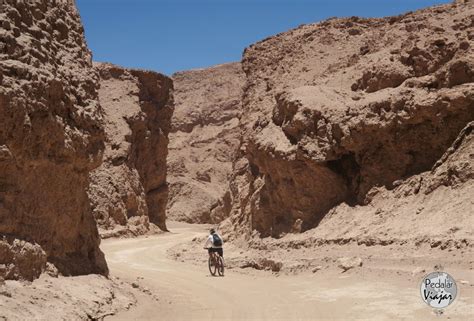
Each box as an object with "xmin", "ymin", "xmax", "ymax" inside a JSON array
[
  {"xmin": 221, "ymin": 1, "xmax": 474, "ymax": 242},
  {"xmin": 89, "ymin": 63, "xmax": 174, "ymax": 237},
  {"xmin": 167, "ymin": 63, "xmax": 244, "ymax": 224},
  {"xmin": 0, "ymin": 0, "xmax": 107, "ymax": 278}
]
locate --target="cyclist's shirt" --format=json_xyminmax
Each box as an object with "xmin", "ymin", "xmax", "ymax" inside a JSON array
[{"xmin": 204, "ymin": 233, "xmax": 224, "ymax": 248}]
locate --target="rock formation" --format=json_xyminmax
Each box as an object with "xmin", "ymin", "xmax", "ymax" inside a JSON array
[
  {"xmin": 307, "ymin": 121, "xmax": 474, "ymax": 247},
  {"xmin": 88, "ymin": 63, "xmax": 174, "ymax": 236},
  {"xmin": 221, "ymin": 1, "xmax": 474, "ymax": 241},
  {"xmin": 0, "ymin": 0, "xmax": 107, "ymax": 279},
  {"xmin": 167, "ymin": 63, "xmax": 244, "ymax": 223}
]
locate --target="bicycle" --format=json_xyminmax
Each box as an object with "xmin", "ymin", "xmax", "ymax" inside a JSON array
[{"xmin": 204, "ymin": 248, "xmax": 224, "ymax": 276}]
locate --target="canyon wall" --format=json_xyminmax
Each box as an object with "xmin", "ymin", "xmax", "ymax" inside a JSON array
[
  {"xmin": 167, "ymin": 63, "xmax": 244, "ymax": 223},
  {"xmin": 307, "ymin": 120, "xmax": 474, "ymax": 248},
  {"xmin": 0, "ymin": 0, "xmax": 107, "ymax": 279},
  {"xmin": 88, "ymin": 63, "xmax": 174, "ymax": 237},
  {"xmin": 221, "ymin": 1, "xmax": 474, "ymax": 242}
]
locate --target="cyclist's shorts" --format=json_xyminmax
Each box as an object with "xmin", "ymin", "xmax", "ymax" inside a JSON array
[{"xmin": 208, "ymin": 247, "xmax": 223, "ymax": 257}]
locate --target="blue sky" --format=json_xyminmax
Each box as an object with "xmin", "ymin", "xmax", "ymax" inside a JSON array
[{"xmin": 76, "ymin": 0, "xmax": 450, "ymax": 75}]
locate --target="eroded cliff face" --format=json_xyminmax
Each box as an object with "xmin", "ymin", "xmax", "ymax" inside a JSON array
[
  {"xmin": 0, "ymin": 0, "xmax": 107, "ymax": 279},
  {"xmin": 167, "ymin": 63, "xmax": 244, "ymax": 223},
  {"xmin": 308, "ymin": 121, "xmax": 474, "ymax": 248},
  {"xmin": 88, "ymin": 63, "xmax": 173, "ymax": 236},
  {"xmin": 221, "ymin": 1, "xmax": 474, "ymax": 241}
]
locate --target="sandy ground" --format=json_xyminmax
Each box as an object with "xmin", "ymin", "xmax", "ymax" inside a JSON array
[
  {"xmin": 101, "ymin": 222, "xmax": 474, "ymax": 321},
  {"xmin": 0, "ymin": 274, "xmax": 135, "ymax": 320}
]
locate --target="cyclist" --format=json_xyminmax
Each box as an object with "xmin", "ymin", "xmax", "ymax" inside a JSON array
[{"xmin": 204, "ymin": 228, "xmax": 224, "ymax": 258}]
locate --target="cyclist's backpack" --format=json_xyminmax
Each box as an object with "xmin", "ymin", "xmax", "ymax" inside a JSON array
[{"xmin": 212, "ymin": 233, "xmax": 222, "ymax": 247}]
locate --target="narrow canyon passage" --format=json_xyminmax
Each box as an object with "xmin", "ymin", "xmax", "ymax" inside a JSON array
[
  {"xmin": 2, "ymin": 1, "xmax": 474, "ymax": 319},
  {"xmin": 101, "ymin": 223, "xmax": 472, "ymax": 321}
]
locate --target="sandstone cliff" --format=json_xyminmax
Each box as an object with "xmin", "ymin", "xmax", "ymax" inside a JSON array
[
  {"xmin": 0, "ymin": 0, "xmax": 107, "ymax": 279},
  {"xmin": 307, "ymin": 120, "xmax": 474, "ymax": 248},
  {"xmin": 167, "ymin": 63, "xmax": 244, "ymax": 223},
  {"xmin": 88, "ymin": 63, "xmax": 174, "ymax": 237},
  {"xmin": 221, "ymin": 1, "xmax": 474, "ymax": 244}
]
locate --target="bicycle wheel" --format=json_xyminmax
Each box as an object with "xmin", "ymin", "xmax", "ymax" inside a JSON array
[
  {"xmin": 217, "ymin": 256, "xmax": 224, "ymax": 276},
  {"xmin": 208, "ymin": 256, "xmax": 217, "ymax": 276}
]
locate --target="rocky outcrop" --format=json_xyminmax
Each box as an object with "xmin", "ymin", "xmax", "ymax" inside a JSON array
[
  {"xmin": 237, "ymin": 120, "xmax": 474, "ymax": 249},
  {"xmin": 0, "ymin": 238, "xmax": 47, "ymax": 281},
  {"xmin": 307, "ymin": 121, "xmax": 474, "ymax": 247},
  {"xmin": 88, "ymin": 63, "xmax": 174, "ymax": 236},
  {"xmin": 167, "ymin": 63, "xmax": 244, "ymax": 223},
  {"xmin": 0, "ymin": 0, "xmax": 107, "ymax": 279},
  {"xmin": 221, "ymin": 1, "xmax": 474, "ymax": 240}
]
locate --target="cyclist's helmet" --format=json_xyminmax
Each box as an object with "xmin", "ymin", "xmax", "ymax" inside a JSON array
[{"xmin": 210, "ymin": 228, "xmax": 216, "ymax": 234}]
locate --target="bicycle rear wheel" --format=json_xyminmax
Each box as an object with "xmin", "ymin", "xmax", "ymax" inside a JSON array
[
  {"xmin": 217, "ymin": 256, "xmax": 224, "ymax": 276},
  {"xmin": 208, "ymin": 256, "xmax": 217, "ymax": 276}
]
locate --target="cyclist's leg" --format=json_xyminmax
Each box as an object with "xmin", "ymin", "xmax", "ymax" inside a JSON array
[
  {"xmin": 209, "ymin": 248, "xmax": 217, "ymax": 261},
  {"xmin": 216, "ymin": 248, "xmax": 224, "ymax": 267}
]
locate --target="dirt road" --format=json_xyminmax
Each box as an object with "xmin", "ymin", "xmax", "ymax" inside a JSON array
[{"xmin": 101, "ymin": 223, "xmax": 473, "ymax": 321}]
